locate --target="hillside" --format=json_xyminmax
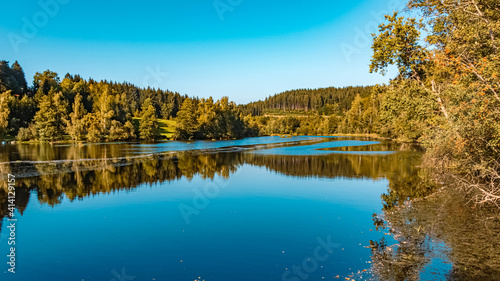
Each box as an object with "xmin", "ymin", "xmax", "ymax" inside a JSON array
[{"xmin": 240, "ymin": 86, "xmax": 373, "ymax": 116}]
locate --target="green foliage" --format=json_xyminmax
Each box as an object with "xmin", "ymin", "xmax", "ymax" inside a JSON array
[
  {"xmin": 174, "ymin": 98, "xmax": 198, "ymax": 140},
  {"xmin": 0, "ymin": 61, "xmax": 191, "ymax": 142},
  {"xmin": 0, "ymin": 61, "xmax": 27, "ymax": 96},
  {"xmin": 174, "ymin": 97, "xmax": 256, "ymax": 140},
  {"xmin": 245, "ymin": 85, "xmax": 384, "ymax": 137},
  {"xmin": 158, "ymin": 119, "xmax": 176, "ymax": 139},
  {"xmin": 16, "ymin": 125, "xmax": 36, "ymax": 142},
  {"xmin": 370, "ymin": 12, "xmax": 428, "ymax": 79},
  {"xmin": 0, "ymin": 91, "xmax": 11, "ymax": 138},
  {"xmin": 8, "ymin": 94, "xmax": 37, "ymax": 135},
  {"xmin": 0, "ymin": 61, "xmax": 260, "ymax": 142},
  {"xmin": 160, "ymin": 102, "xmax": 174, "ymax": 119},
  {"xmin": 139, "ymin": 99, "xmax": 160, "ymax": 141},
  {"xmin": 92, "ymin": 86, "xmax": 115, "ymax": 135},
  {"xmin": 83, "ymin": 113, "xmax": 102, "ymax": 142},
  {"xmin": 241, "ymin": 86, "xmax": 373, "ymax": 116},
  {"xmin": 378, "ymin": 82, "xmax": 440, "ymax": 141},
  {"xmin": 367, "ymin": 0, "xmax": 500, "ymax": 204},
  {"xmin": 345, "ymin": 94, "xmax": 365, "ymax": 133},
  {"xmin": 0, "ymin": 61, "xmax": 383, "ymax": 142},
  {"xmin": 66, "ymin": 94, "xmax": 87, "ymax": 141},
  {"xmin": 33, "ymin": 70, "xmax": 60, "ymax": 100},
  {"xmin": 33, "ymin": 90, "xmax": 68, "ymax": 141},
  {"xmin": 109, "ymin": 120, "xmax": 137, "ymax": 141}
]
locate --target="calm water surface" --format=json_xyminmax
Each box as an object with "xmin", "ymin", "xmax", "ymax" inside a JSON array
[{"xmin": 0, "ymin": 137, "xmax": 498, "ymax": 280}]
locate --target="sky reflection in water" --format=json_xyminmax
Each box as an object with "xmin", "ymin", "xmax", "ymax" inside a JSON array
[{"xmin": 0, "ymin": 137, "xmax": 463, "ymax": 281}]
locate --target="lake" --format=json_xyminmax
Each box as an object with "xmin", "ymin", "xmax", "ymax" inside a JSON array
[{"xmin": 0, "ymin": 137, "xmax": 499, "ymax": 280}]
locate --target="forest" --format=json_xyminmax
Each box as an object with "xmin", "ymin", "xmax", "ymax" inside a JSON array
[
  {"xmin": 0, "ymin": 0, "xmax": 498, "ymax": 204},
  {"xmin": 0, "ymin": 61, "xmax": 255, "ymax": 141},
  {"xmin": 0, "ymin": 60, "xmax": 374, "ymax": 142},
  {"xmin": 245, "ymin": 0, "xmax": 500, "ymax": 206},
  {"xmin": 239, "ymin": 86, "xmax": 373, "ymax": 115}
]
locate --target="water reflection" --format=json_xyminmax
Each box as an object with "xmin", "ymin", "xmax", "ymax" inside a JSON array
[
  {"xmin": 372, "ymin": 184, "xmax": 500, "ymax": 281},
  {"xmin": 0, "ymin": 139, "xmax": 499, "ymax": 280},
  {"xmin": 0, "ymin": 143, "xmax": 423, "ymax": 210}
]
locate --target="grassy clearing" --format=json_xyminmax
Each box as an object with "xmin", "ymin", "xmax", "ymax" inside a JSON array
[
  {"xmin": 158, "ymin": 119, "xmax": 176, "ymax": 139},
  {"xmin": 133, "ymin": 117, "xmax": 176, "ymax": 139}
]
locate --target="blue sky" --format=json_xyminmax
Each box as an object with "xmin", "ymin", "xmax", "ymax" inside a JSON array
[{"xmin": 0, "ymin": 0, "xmax": 403, "ymax": 104}]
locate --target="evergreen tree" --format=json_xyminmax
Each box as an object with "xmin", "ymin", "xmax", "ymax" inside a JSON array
[
  {"xmin": 345, "ymin": 94, "xmax": 364, "ymax": 133},
  {"xmin": 174, "ymin": 98, "xmax": 198, "ymax": 140},
  {"xmin": 33, "ymin": 90, "xmax": 68, "ymax": 141},
  {"xmin": 161, "ymin": 102, "xmax": 173, "ymax": 119},
  {"xmin": 0, "ymin": 61, "xmax": 27, "ymax": 96},
  {"xmin": 33, "ymin": 70, "xmax": 60, "ymax": 100},
  {"xmin": 139, "ymin": 101, "xmax": 160, "ymax": 141},
  {"xmin": 240, "ymin": 86, "xmax": 373, "ymax": 115},
  {"xmin": 196, "ymin": 98, "xmax": 217, "ymax": 138},
  {"xmin": 8, "ymin": 95, "xmax": 37, "ymax": 135},
  {"xmin": 16, "ymin": 124, "xmax": 37, "ymax": 141},
  {"xmin": 11, "ymin": 61, "xmax": 27, "ymax": 94}
]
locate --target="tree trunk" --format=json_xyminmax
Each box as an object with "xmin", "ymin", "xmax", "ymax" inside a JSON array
[{"xmin": 431, "ymin": 80, "xmax": 449, "ymax": 119}]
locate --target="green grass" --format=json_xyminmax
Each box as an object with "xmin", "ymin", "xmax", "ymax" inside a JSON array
[
  {"xmin": 158, "ymin": 119, "xmax": 176, "ymax": 139},
  {"xmin": 133, "ymin": 117, "xmax": 177, "ymax": 139},
  {"xmin": 262, "ymin": 109, "xmax": 316, "ymax": 117}
]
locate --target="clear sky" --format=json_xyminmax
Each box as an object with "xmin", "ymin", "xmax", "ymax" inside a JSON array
[{"xmin": 0, "ymin": 0, "xmax": 403, "ymax": 104}]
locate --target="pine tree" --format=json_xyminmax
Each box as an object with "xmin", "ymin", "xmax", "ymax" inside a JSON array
[
  {"xmin": 0, "ymin": 61, "xmax": 28, "ymax": 96},
  {"xmin": 346, "ymin": 94, "xmax": 364, "ymax": 133},
  {"xmin": 161, "ymin": 102, "xmax": 173, "ymax": 119},
  {"xmin": 33, "ymin": 90, "xmax": 68, "ymax": 141},
  {"xmin": 139, "ymin": 103, "xmax": 160, "ymax": 141},
  {"xmin": 11, "ymin": 61, "xmax": 27, "ymax": 94},
  {"xmin": 8, "ymin": 95, "xmax": 37, "ymax": 134},
  {"xmin": 33, "ymin": 70, "xmax": 60, "ymax": 100},
  {"xmin": 174, "ymin": 98, "xmax": 198, "ymax": 140}
]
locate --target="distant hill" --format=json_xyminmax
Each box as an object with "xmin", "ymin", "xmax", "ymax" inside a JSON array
[{"xmin": 240, "ymin": 86, "xmax": 373, "ymax": 116}]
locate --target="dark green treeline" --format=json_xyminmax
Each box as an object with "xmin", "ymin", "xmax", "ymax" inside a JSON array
[{"xmin": 239, "ymin": 86, "xmax": 373, "ymax": 115}]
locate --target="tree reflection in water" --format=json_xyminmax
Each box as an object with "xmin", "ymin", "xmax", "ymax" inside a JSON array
[
  {"xmin": 0, "ymin": 140, "xmax": 499, "ymax": 279},
  {"xmin": 372, "ymin": 163, "xmax": 500, "ymax": 280}
]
